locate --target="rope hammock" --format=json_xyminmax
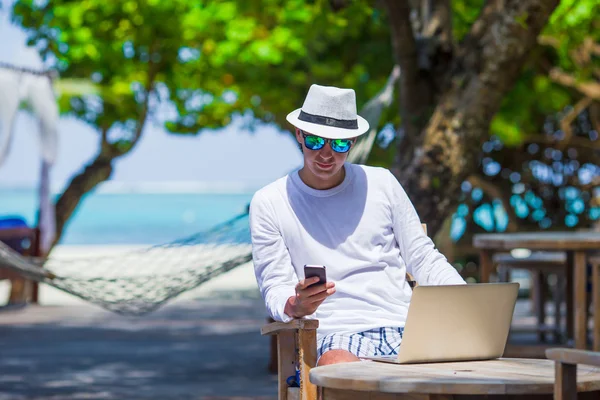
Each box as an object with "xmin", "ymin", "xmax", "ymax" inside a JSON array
[{"xmin": 0, "ymin": 66, "xmax": 400, "ymax": 316}]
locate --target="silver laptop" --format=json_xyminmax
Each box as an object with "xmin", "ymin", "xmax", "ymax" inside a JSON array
[{"xmin": 363, "ymin": 283, "xmax": 519, "ymax": 364}]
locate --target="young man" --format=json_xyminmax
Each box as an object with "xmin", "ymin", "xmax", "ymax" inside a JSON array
[{"xmin": 249, "ymin": 84, "xmax": 465, "ymax": 366}]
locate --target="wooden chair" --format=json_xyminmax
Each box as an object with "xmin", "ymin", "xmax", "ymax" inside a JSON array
[
  {"xmin": 0, "ymin": 225, "xmax": 40, "ymax": 304},
  {"xmin": 546, "ymin": 348, "xmax": 600, "ymax": 400},
  {"xmin": 547, "ymin": 253, "xmax": 600, "ymax": 399},
  {"xmin": 493, "ymin": 251, "xmax": 566, "ymax": 342},
  {"xmin": 590, "ymin": 254, "xmax": 600, "ymax": 352},
  {"xmin": 260, "ymin": 225, "xmax": 426, "ymax": 400}
]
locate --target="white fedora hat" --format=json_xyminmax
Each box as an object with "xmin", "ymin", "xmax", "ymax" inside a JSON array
[{"xmin": 286, "ymin": 84, "xmax": 369, "ymax": 140}]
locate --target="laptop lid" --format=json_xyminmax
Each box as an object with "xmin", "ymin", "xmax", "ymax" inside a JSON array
[{"xmin": 396, "ymin": 282, "xmax": 519, "ymax": 364}]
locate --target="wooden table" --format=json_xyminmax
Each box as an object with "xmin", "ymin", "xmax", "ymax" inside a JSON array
[
  {"xmin": 473, "ymin": 231, "xmax": 600, "ymax": 350},
  {"xmin": 310, "ymin": 358, "xmax": 600, "ymax": 399}
]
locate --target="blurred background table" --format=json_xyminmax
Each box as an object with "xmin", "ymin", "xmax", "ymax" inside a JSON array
[{"xmin": 473, "ymin": 231, "xmax": 600, "ymax": 350}]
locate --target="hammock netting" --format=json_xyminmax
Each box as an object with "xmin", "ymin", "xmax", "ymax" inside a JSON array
[
  {"xmin": 0, "ymin": 66, "xmax": 399, "ymax": 316},
  {"xmin": 0, "ymin": 212, "xmax": 253, "ymax": 315}
]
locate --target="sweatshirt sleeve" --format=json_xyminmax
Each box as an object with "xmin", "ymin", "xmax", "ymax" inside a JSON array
[
  {"xmin": 249, "ymin": 191, "xmax": 298, "ymax": 322},
  {"xmin": 387, "ymin": 171, "xmax": 465, "ymax": 286}
]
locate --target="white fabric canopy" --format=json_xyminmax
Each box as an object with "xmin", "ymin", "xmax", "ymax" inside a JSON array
[
  {"xmin": 0, "ymin": 68, "xmax": 58, "ymax": 167},
  {"xmin": 0, "ymin": 66, "xmax": 58, "ymax": 252}
]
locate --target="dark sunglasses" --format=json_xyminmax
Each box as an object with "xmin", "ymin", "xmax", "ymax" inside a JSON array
[{"xmin": 301, "ymin": 131, "xmax": 354, "ymax": 153}]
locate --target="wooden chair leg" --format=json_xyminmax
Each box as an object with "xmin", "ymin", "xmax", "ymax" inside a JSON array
[
  {"xmin": 553, "ymin": 273, "xmax": 564, "ymax": 343},
  {"xmin": 593, "ymin": 262, "xmax": 600, "ymax": 352},
  {"xmin": 262, "ymin": 320, "xmax": 319, "ymax": 400},
  {"xmin": 268, "ymin": 317, "xmax": 278, "ymax": 374},
  {"xmin": 278, "ymin": 331, "xmax": 296, "ymax": 400},
  {"xmin": 8, "ymin": 277, "xmax": 33, "ymax": 304},
  {"xmin": 532, "ymin": 271, "xmax": 547, "ymax": 342},
  {"xmin": 566, "ymin": 252, "xmax": 574, "ymax": 343},
  {"xmin": 298, "ymin": 329, "xmax": 317, "ymax": 400},
  {"xmin": 554, "ymin": 361, "xmax": 577, "ymax": 400}
]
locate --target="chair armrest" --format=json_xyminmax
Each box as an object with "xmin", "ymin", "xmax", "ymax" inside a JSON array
[
  {"xmin": 261, "ymin": 319, "xmax": 319, "ymax": 336},
  {"xmin": 546, "ymin": 348, "xmax": 600, "ymax": 367}
]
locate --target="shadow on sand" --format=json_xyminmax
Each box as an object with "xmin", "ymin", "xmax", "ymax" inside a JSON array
[{"xmin": 0, "ymin": 293, "xmax": 277, "ymax": 399}]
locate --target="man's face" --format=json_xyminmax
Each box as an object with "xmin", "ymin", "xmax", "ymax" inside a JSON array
[{"xmin": 295, "ymin": 129, "xmax": 354, "ymax": 182}]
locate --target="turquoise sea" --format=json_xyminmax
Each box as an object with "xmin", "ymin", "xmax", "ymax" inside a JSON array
[
  {"xmin": 1, "ymin": 186, "xmax": 542, "ymax": 246},
  {"xmin": 0, "ymin": 188, "xmax": 254, "ymax": 245}
]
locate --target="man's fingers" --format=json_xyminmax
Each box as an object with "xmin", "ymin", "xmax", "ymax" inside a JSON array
[
  {"xmin": 298, "ymin": 283, "xmax": 330, "ymax": 298},
  {"xmin": 297, "ymin": 277, "xmax": 320, "ymax": 290},
  {"xmin": 306, "ymin": 288, "xmax": 336, "ymax": 304}
]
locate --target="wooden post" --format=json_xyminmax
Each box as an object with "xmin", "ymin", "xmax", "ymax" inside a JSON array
[
  {"xmin": 566, "ymin": 251, "xmax": 574, "ymax": 343},
  {"xmin": 298, "ymin": 329, "xmax": 317, "ymax": 400},
  {"xmin": 532, "ymin": 271, "xmax": 547, "ymax": 342},
  {"xmin": 574, "ymin": 251, "xmax": 587, "ymax": 349},
  {"xmin": 268, "ymin": 317, "xmax": 278, "ymax": 374},
  {"xmin": 278, "ymin": 331, "xmax": 296, "ymax": 400},
  {"xmin": 555, "ymin": 361, "xmax": 577, "ymax": 400},
  {"xmin": 593, "ymin": 260, "xmax": 600, "ymax": 352},
  {"xmin": 479, "ymin": 249, "xmax": 493, "ymax": 283},
  {"xmin": 7, "ymin": 277, "xmax": 32, "ymax": 304},
  {"xmin": 30, "ymin": 227, "xmax": 42, "ymax": 303},
  {"xmin": 553, "ymin": 272, "xmax": 564, "ymax": 343}
]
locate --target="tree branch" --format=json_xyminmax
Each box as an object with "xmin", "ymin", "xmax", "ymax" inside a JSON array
[
  {"xmin": 558, "ymin": 97, "xmax": 593, "ymax": 150},
  {"xmin": 522, "ymin": 132, "xmax": 600, "ymax": 152},
  {"xmin": 127, "ymin": 42, "xmax": 161, "ymax": 149},
  {"xmin": 100, "ymin": 127, "xmax": 108, "ymax": 145},
  {"xmin": 463, "ymin": 0, "xmax": 505, "ymax": 47},
  {"xmin": 549, "ymin": 68, "xmax": 600, "ymax": 101},
  {"xmin": 422, "ymin": 0, "xmax": 453, "ymax": 50},
  {"xmin": 591, "ymin": 102, "xmax": 600, "ymax": 134},
  {"xmin": 129, "ymin": 59, "xmax": 159, "ymax": 148}
]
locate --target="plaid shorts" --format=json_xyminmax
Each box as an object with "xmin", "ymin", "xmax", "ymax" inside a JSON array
[{"xmin": 317, "ymin": 327, "xmax": 404, "ymax": 361}]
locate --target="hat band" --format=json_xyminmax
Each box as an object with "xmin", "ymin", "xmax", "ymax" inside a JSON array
[{"xmin": 298, "ymin": 110, "xmax": 358, "ymax": 130}]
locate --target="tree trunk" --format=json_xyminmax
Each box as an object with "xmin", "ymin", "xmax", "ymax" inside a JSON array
[
  {"xmin": 50, "ymin": 61, "xmax": 156, "ymax": 250},
  {"xmin": 392, "ymin": 0, "xmax": 560, "ymax": 235},
  {"xmin": 384, "ymin": 1, "xmax": 437, "ymax": 162},
  {"xmin": 52, "ymin": 149, "xmax": 115, "ymax": 248}
]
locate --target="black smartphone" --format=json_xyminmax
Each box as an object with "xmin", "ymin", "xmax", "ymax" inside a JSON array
[{"xmin": 304, "ymin": 265, "xmax": 327, "ymax": 287}]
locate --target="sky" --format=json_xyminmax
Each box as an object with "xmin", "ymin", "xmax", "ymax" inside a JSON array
[{"xmin": 0, "ymin": 2, "xmax": 303, "ymax": 193}]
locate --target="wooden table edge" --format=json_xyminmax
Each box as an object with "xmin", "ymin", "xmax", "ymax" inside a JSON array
[{"xmin": 309, "ymin": 358, "xmax": 600, "ymax": 395}]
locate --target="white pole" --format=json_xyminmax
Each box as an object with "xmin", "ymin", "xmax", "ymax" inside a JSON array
[{"xmin": 38, "ymin": 158, "xmax": 56, "ymax": 254}]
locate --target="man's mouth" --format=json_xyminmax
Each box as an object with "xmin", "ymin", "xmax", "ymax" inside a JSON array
[{"xmin": 316, "ymin": 162, "xmax": 333, "ymax": 169}]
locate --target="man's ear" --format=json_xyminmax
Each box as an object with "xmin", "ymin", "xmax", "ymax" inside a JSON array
[{"xmin": 295, "ymin": 128, "xmax": 304, "ymax": 153}]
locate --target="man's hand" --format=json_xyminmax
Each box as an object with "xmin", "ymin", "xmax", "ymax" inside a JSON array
[{"xmin": 284, "ymin": 277, "xmax": 336, "ymax": 318}]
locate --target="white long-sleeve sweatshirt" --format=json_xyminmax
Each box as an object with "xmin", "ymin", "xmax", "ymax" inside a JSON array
[{"xmin": 249, "ymin": 163, "xmax": 465, "ymax": 340}]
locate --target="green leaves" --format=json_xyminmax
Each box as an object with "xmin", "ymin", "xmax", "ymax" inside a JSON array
[
  {"xmin": 11, "ymin": 0, "xmax": 391, "ymax": 140},
  {"xmin": 485, "ymin": 0, "xmax": 598, "ymax": 147},
  {"xmin": 12, "ymin": 0, "xmax": 593, "ymax": 151}
]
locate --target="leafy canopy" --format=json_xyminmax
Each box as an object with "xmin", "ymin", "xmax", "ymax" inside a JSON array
[
  {"xmin": 12, "ymin": 0, "xmax": 392, "ymax": 140},
  {"xmin": 11, "ymin": 0, "xmax": 597, "ymax": 146}
]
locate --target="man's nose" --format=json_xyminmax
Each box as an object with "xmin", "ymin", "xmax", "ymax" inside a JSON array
[{"xmin": 319, "ymin": 143, "xmax": 334, "ymax": 159}]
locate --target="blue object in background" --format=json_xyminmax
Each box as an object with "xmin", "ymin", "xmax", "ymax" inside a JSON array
[
  {"xmin": 0, "ymin": 216, "xmax": 29, "ymax": 230},
  {"xmin": 0, "ymin": 215, "xmax": 33, "ymax": 254}
]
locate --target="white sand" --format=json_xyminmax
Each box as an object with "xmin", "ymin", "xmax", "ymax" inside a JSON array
[{"xmin": 0, "ymin": 244, "xmax": 260, "ymax": 307}]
